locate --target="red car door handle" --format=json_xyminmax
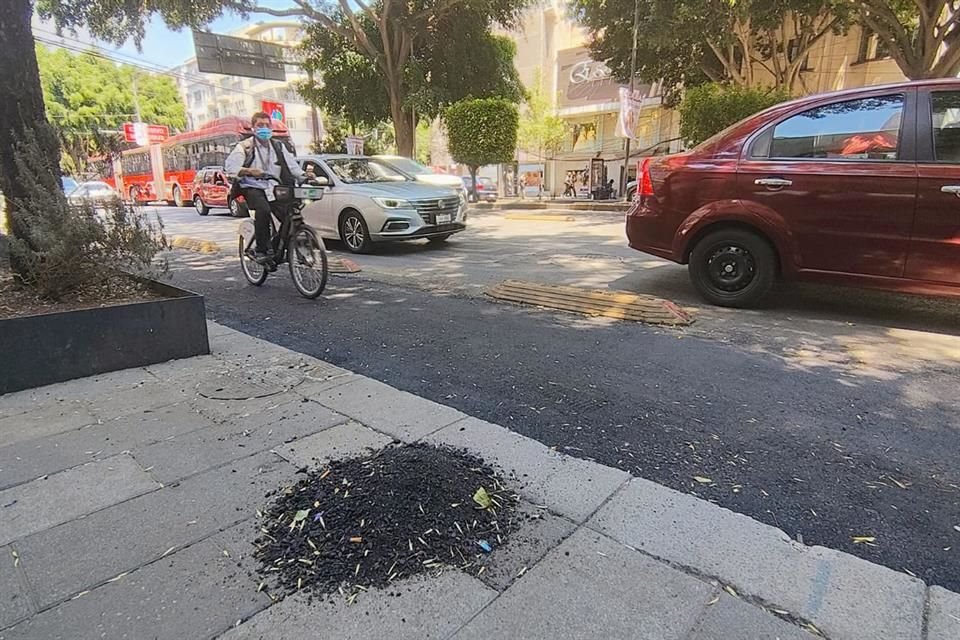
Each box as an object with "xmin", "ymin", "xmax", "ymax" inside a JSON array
[
  {"xmin": 755, "ymin": 178, "xmax": 793, "ymax": 187},
  {"xmin": 940, "ymin": 185, "xmax": 960, "ymax": 196}
]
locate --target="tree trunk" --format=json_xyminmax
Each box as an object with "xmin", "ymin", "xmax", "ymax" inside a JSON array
[
  {"xmin": 0, "ymin": 0, "xmax": 61, "ymax": 235},
  {"xmin": 468, "ymin": 165, "xmax": 479, "ymax": 202},
  {"xmin": 0, "ymin": 2, "xmax": 58, "ymax": 188}
]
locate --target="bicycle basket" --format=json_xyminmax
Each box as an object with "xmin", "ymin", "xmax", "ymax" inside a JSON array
[{"xmin": 272, "ymin": 185, "xmax": 295, "ymax": 202}]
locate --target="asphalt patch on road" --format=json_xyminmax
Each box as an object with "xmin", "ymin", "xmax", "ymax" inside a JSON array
[{"xmin": 253, "ymin": 443, "xmax": 520, "ymax": 602}]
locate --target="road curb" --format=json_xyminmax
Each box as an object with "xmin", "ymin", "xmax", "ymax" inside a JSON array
[{"xmin": 171, "ymin": 236, "xmax": 221, "ymax": 254}]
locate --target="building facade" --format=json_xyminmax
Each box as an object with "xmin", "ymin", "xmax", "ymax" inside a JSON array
[
  {"xmin": 172, "ymin": 22, "xmax": 321, "ymax": 154},
  {"xmin": 500, "ymin": 3, "xmax": 912, "ymax": 197},
  {"xmin": 501, "ymin": 1, "xmax": 679, "ymax": 197}
]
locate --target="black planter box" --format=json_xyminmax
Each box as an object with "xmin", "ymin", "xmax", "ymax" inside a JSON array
[{"xmin": 0, "ymin": 280, "xmax": 210, "ymax": 394}]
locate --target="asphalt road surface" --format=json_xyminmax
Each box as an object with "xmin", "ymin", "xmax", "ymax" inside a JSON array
[{"xmin": 161, "ymin": 204, "xmax": 960, "ymax": 591}]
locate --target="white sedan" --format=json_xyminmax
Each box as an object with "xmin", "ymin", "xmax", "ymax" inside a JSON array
[{"xmin": 297, "ymin": 155, "xmax": 466, "ymax": 254}]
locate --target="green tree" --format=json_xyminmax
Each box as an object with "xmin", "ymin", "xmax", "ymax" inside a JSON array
[
  {"xmin": 856, "ymin": 0, "xmax": 960, "ymax": 79},
  {"xmin": 5, "ymin": 0, "xmax": 529, "ymax": 208},
  {"xmin": 311, "ymin": 114, "xmax": 395, "ymax": 155},
  {"xmin": 445, "ymin": 98, "xmax": 518, "ymax": 199},
  {"xmin": 571, "ymin": 0, "xmax": 848, "ymax": 102},
  {"xmin": 297, "ymin": 20, "xmax": 391, "ymax": 133},
  {"xmin": 36, "ymin": 45, "xmax": 185, "ymax": 176},
  {"xmin": 297, "ymin": 10, "xmax": 525, "ymax": 150},
  {"xmin": 679, "ymin": 83, "xmax": 789, "ymax": 146},
  {"xmin": 517, "ymin": 69, "xmax": 568, "ymax": 161}
]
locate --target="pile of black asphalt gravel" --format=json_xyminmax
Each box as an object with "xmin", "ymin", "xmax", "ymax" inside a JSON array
[{"xmin": 253, "ymin": 443, "xmax": 520, "ymax": 601}]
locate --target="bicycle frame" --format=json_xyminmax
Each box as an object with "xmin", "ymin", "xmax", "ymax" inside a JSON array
[{"xmin": 238, "ymin": 184, "xmax": 321, "ymax": 264}]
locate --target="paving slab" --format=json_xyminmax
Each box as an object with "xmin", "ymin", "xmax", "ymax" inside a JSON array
[
  {"xmin": 134, "ymin": 398, "xmax": 346, "ymax": 483},
  {"xmin": 275, "ymin": 420, "xmax": 394, "ymax": 469},
  {"xmin": 85, "ymin": 381, "xmax": 194, "ymax": 420},
  {"xmin": 209, "ymin": 332, "xmax": 311, "ymax": 369},
  {"xmin": 0, "ymin": 546, "xmax": 32, "ymax": 630},
  {"xmin": 425, "ymin": 417, "xmax": 629, "ymax": 523},
  {"xmin": 927, "ymin": 586, "xmax": 960, "ymax": 640},
  {"xmin": 3, "ymin": 368, "xmax": 155, "ymax": 407},
  {"xmin": 451, "ymin": 527, "xmax": 713, "ymax": 640},
  {"xmin": 0, "ymin": 523, "xmax": 269, "ymax": 640},
  {"xmin": 0, "ymin": 403, "xmax": 96, "ymax": 449},
  {"xmin": 685, "ymin": 594, "xmax": 814, "ymax": 640},
  {"xmin": 191, "ymin": 390, "xmax": 309, "ymax": 423},
  {"xmin": 0, "ymin": 454, "xmax": 160, "ymax": 547},
  {"xmin": 0, "ymin": 386, "xmax": 86, "ymax": 421},
  {"xmin": 0, "ymin": 402, "xmax": 214, "ymax": 491},
  {"xmin": 476, "ymin": 503, "xmax": 577, "ymax": 592},
  {"xmin": 589, "ymin": 477, "xmax": 925, "ymax": 640},
  {"xmin": 15, "ymin": 452, "xmax": 293, "ymax": 608},
  {"xmin": 220, "ymin": 571, "xmax": 497, "ymax": 640},
  {"xmin": 311, "ymin": 377, "xmax": 467, "ymax": 441}
]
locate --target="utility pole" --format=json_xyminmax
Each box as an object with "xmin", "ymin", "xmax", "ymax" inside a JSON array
[
  {"xmin": 132, "ymin": 73, "xmax": 143, "ymax": 122},
  {"xmin": 621, "ymin": 0, "xmax": 641, "ymax": 198},
  {"xmin": 306, "ymin": 68, "xmax": 321, "ymax": 150}
]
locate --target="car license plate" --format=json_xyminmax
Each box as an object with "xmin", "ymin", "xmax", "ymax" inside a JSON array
[{"xmin": 436, "ymin": 213, "xmax": 452, "ymax": 224}]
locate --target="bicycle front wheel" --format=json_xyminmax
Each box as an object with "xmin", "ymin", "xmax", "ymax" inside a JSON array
[
  {"xmin": 239, "ymin": 235, "xmax": 268, "ymax": 286},
  {"xmin": 288, "ymin": 225, "xmax": 328, "ymax": 299}
]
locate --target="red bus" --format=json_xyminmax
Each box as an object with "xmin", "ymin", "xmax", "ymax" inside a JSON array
[{"xmin": 104, "ymin": 116, "xmax": 292, "ymax": 206}]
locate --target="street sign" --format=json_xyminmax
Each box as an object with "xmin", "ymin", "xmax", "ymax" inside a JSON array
[
  {"xmin": 192, "ymin": 30, "xmax": 286, "ymax": 81},
  {"xmin": 261, "ymin": 101, "xmax": 285, "ymax": 123},
  {"xmin": 122, "ymin": 123, "xmax": 169, "ymax": 146}
]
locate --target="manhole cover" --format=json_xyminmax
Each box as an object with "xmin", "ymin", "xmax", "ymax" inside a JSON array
[{"xmin": 197, "ymin": 367, "xmax": 305, "ymax": 400}]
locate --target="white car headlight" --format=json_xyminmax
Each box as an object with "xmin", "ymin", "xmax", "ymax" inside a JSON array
[{"xmin": 372, "ymin": 197, "xmax": 412, "ymax": 209}]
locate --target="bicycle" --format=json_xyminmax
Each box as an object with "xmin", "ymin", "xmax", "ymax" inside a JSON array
[{"xmin": 238, "ymin": 177, "xmax": 329, "ymax": 299}]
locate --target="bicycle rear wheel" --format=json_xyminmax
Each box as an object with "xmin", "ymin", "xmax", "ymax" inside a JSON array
[
  {"xmin": 239, "ymin": 235, "xmax": 268, "ymax": 286},
  {"xmin": 288, "ymin": 225, "xmax": 328, "ymax": 299}
]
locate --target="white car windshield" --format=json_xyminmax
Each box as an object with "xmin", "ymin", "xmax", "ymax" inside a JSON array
[
  {"xmin": 326, "ymin": 159, "xmax": 407, "ymax": 184},
  {"xmin": 83, "ymin": 182, "xmax": 113, "ymax": 193},
  {"xmin": 380, "ymin": 156, "xmax": 429, "ymax": 176}
]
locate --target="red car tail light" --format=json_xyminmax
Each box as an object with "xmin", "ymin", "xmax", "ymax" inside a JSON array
[{"xmin": 638, "ymin": 158, "xmax": 654, "ymax": 198}]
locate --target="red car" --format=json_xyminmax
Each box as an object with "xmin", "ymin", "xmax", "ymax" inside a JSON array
[
  {"xmin": 461, "ymin": 176, "xmax": 498, "ymax": 202},
  {"xmin": 191, "ymin": 166, "xmax": 248, "ymax": 217},
  {"xmin": 627, "ymin": 80, "xmax": 960, "ymax": 307}
]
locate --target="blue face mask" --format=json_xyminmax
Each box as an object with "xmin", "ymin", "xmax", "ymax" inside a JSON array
[{"xmin": 254, "ymin": 126, "xmax": 273, "ymax": 141}]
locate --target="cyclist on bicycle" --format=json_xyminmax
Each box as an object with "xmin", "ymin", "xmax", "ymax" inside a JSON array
[{"xmin": 225, "ymin": 112, "xmax": 314, "ymax": 264}]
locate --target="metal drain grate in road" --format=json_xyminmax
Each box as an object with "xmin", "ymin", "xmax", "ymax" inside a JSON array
[
  {"xmin": 486, "ymin": 280, "xmax": 693, "ymax": 326},
  {"xmin": 197, "ymin": 367, "xmax": 305, "ymax": 399}
]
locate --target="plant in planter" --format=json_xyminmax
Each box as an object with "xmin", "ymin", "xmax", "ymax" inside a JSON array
[
  {"xmin": 4, "ymin": 126, "xmax": 168, "ymax": 303},
  {"xmin": 0, "ymin": 126, "xmax": 209, "ymax": 395}
]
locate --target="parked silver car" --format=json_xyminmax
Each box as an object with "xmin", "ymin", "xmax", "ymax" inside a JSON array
[
  {"xmin": 297, "ymin": 155, "xmax": 466, "ymax": 254},
  {"xmin": 371, "ymin": 155, "xmax": 468, "ymax": 202},
  {"xmin": 67, "ymin": 181, "xmax": 120, "ymax": 206}
]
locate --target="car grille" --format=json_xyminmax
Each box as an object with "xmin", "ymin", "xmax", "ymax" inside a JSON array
[{"xmin": 412, "ymin": 197, "xmax": 460, "ymax": 225}]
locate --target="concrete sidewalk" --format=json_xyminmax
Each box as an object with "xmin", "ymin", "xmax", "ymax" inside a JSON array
[{"xmin": 0, "ymin": 322, "xmax": 956, "ymax": 640}]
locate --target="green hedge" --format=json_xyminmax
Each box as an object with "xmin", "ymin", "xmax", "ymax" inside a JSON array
[{"xmin": 679, "ymin": 84, "xmax": 789, "ymax": 147}]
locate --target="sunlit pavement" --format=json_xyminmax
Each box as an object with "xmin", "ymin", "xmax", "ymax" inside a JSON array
[{"xmin": 150, "ymin": 202, "xmax": 960, "ymax": 380}]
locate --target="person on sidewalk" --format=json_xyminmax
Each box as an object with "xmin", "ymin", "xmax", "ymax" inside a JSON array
[
  {"xmin": 518, "ymin": 174, "xmax": 527, "ymax": 200},
  {"xmin": 563, "ymin": 172, "xmax": 576, "ymax": 198},
  {"xmin": 225, "ymin": 112, "xmax": 312, "ymax": 264}
]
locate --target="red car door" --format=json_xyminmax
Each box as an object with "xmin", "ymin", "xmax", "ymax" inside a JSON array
[
  {"xmin": 210, "ymin": 171, "xmax": 230, "ymax": 207},
  {"xmin": 737, "ymin": 90, "xmax": 917, "ymax": 278},
  {"xmin": 906, "ymin": 88, "xmax": 960, "ymax": 284},
  {"xmin": 199, "ymin": 170, "xmax": 213, "ymax": 203}
]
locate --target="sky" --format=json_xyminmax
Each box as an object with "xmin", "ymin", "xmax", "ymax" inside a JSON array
[{"xmin": 32, "ymin": 0, "xmax": 296, "ymax": 70}]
